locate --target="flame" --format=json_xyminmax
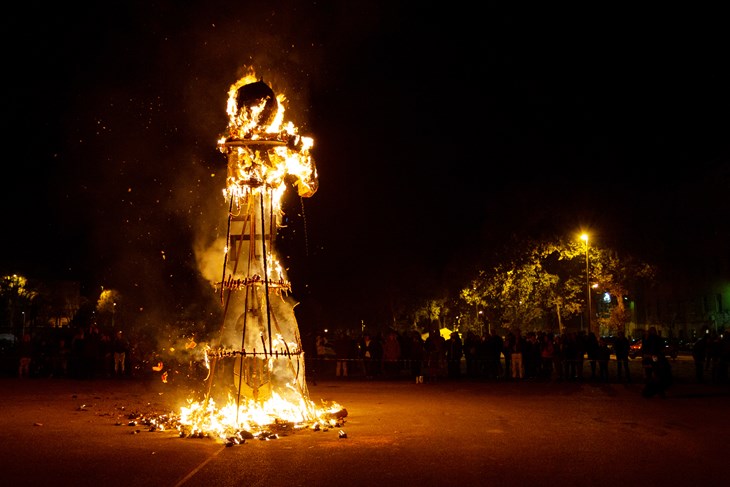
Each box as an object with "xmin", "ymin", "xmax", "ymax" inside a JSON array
[
  {"xmin": 219, "ymin": 68, "xmax": 318, "ymax": 208},
  {"xmin": 167, "ymin": 68, "xmax": 342, "ymax": 443},
  {"xmin": 178, "ymin": 390, "xmax": 345, "ymax": 442}
]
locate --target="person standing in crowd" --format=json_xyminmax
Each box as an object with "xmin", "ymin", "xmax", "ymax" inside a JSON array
[
  {"xmin": 539, "ymin": 332, "xmax": 555, "ymax": 380},
  {"xmin": 446, "ymin": 331, "xmax": 463, "ymax": 379},
  {"xmin": 316, "ymin": 334, "xmax": 336, "ymax": 376},
  {"xmin": 359, "ymin": 332, "xmax": 380, "ymax": 379},
  {"xmin": 84, "ymin": 324, "xmax": 102, "ymax": 379},
  {"xmin": 502, "ymin": 331, "xmax": 514, "ymax": 380},
  {"xmin": 596, "ymin": 337, "xmax": 610, "ymax": 382},
  {"xmin": 509, "ymin": 329, "xmax": 524, "ymax": 380},
  {"xmin": 100, "ymin": 332, "xmax": 113, "ymax": 378},
  {"xmin": 424, "ymin": 328, "xmax": 445, "ymax": 382},
  {"xmin": 642, "ymin": 352, "xmax": 673, "ymax": 398},
  {"xmin": 488, "ymin": 329, "xmax": 504, "ymax": 379},
  {"xmin": 381, "ymin": 330, "xmax": 402, "ymax": 379},
  {"xmin": 586, "ymin": 332, "xmax": 599, "ymax": 380},
  {"xmin": 406, "ymin": 330, "xmax": 425, "ymax": 382},
  {"xmin": 707, "ymin": 331, "xmax": 730, "ymax": 383},
  {"xmin": 18, "ymin": 333, "xmax": 33, "ymax": 378},
  {"xmin": 463, "ymin": 331, "xmax": 480, "ymax": 378},
  {"xmin": 524, "ymin": 331, "xmax": 540, "ymax": 379},
  {"xmin": 575, "ymin": 330, "xmax": 587, "ymax": 380},
  {"xmin": 334, "ymin": 330, "xmax": 353, "ymax": 379},
  {"xmin": 51, "ymin": 337, "xmax": 70, "ymax": 378},
  {"xmin": 69, "ymin": 327, "xmax": 86, "ymax": 379},
  {"xmin": 113, "ymin": 330, "xmax": 129, "ymax": 378},
  {"xmin": 562, "ymin": 332, "xmax": 578, "ymax": 380},
  {"xmin": 692, "ymin": 329, "xmax": 709, "ymax": 383},
  {"xmin": 552, "ymin": 334, "xmax": 564, "ymax": 381},
  {"xmin": 641, "ymin": 326, "xmax": 663, "ymax": 381},
  {"xmin": 614, "ymin": 330, "xmax": 631, "ymax": 383}
]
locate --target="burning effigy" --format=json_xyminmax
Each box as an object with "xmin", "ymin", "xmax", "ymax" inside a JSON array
[{"xmin": 162, "ymin": 68, "xmax": 345, "ymax": 443}]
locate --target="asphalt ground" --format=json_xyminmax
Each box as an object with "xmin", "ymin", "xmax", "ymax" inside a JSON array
[{"xmin": 1, "ymin": 356, "xmax": 728, "ymax": 487}]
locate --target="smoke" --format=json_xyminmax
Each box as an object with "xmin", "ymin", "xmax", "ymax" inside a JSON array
[
  {"xmin": 11, "ymin": 0, "xmax": 381, "ymax": 336},
  {"xmin": 194, "ymin": 236, "xmax": 227, "ymax": 284}
]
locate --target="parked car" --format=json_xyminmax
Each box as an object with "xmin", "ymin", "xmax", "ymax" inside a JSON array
[
  {"xmin": 628, "ymin": 338, "xmax": 678, "ymax": 360},
  {"xmin": 628, "ymin": 340, "xmax": 642, "ymax": 359}
]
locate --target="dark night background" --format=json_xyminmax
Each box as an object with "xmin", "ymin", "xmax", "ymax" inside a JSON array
[{"xmin": 1, "ymin": 2, "xmax": 728, "ymax": 331}]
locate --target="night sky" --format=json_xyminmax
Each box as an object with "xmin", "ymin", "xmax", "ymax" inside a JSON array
[{"xmin": 2, "ymin": 2, "xmax": 728, "ymax": 330}]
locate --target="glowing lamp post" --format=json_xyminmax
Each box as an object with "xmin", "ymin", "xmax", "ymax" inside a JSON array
[{"xmin": 580, "ymin": 233, "xmax": 591, "ymax": 334}]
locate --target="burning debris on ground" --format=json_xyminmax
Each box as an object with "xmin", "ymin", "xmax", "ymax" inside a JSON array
[{"xmin": 116, "ymin": 405, "xmax": 348, "ymax": 446}]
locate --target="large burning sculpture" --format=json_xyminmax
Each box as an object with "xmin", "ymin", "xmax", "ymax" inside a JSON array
[{"xmin": 177, "ymin": 69, "xmax": 343, "ymax": 441}]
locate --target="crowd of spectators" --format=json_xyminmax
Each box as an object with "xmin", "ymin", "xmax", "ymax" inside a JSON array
[
  {"xmin": 4, "ymin": 324, "xmax": 135, "ymax": 380},
  {"xmin": 6, "ymin": 325, "xmax": 730, "ymax": 387},
  {"xmin": 307, "ymin": 327, "xmax": 730, "ymax": 385}
]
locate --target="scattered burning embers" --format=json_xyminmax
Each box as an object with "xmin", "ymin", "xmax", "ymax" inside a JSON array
[{"xmin": 117, "ymin": 406, "xmax": 348, "ymax": 446}]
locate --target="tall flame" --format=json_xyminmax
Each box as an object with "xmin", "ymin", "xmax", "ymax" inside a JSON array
[{"xmin": 171, "ymin": 68, "xmax": 342, "ymax": 443}]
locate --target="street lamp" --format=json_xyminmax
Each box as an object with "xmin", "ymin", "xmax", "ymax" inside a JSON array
[{"xmin": 580, "ymin": 233, "xmax": 591, "ymax": 334}]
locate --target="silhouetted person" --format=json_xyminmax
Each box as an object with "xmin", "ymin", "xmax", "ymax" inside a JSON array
[
  {"xmin": 334, "ymin": 330, "xmax": 354, "ymax": 378},
  {"xmin": 596, "ymin": 337, "xmax": 610, "ymax": 382},
  {"xmin": 586, "ymin": 332, "xmax": 599, "ymax": 380},
  {"xmin": 552, "ymin": 334, "xmax": 564, "ymax": 381},
  {"xmin": 692, "ymin": 331, "xmax": 709, "ymax": 383},
  {"xmin": 446, "ymin": 332, "xmax": 463, "ymax": 379},
  {"xmin": 503, "ymin": 331, "xmax": 514, "ymax": 380},
  {"xmin": 641, "ymin": 326, "xmax": 663, "ymax": 381},
  {"xmin": 113, "ymin": 331, "xmax": 129, "ymax": 378},
  {"xmin": 562, "ymin": 332, "xmax": 578, "ymax": 380},
  {"xmin": 485, "ymin": 330, "xmax": 504, "ymax": 380},
  {"xmin": 614, "ymin": 330, "xmax": 631, "ymax": 383},
  {"xmin": 642, "ymin": 353, "xmax": 672, "ymax": 398},
  {"xmin": 424, "ymin": 329, "xmax": 446, "ymax": 382},
  {"xmin": 406, "ymin": 330, "xmax": 425, "ymax": 382},
  {"xmin": 574, "ymin": 331, "xmax": 587, "ymax": 380},
  {"xmin": 381, "ymin": 330, "xmax": 402, "ymax": 378},
  {"xmin": 70, "ymin": 327, "xmax": 86, "ymax": 379},
  {"xmin": 18, "ymin": 333, "xmax": 33, "ymax": 378},
  {"xmin": 464, "ymin": 331, "xmax": 480, "ymax": 378},
  {"xmin": 360, "ymin": 333, "xmax": 380, "ymax": 379},
  {"xmin": 539, "ymin": 332, "xmax": 555, "ymax": 380},
  {"xmin": 51, "ymin": 337, "xmax": 70, "ymax": 378},
  {"xmin": 509, "ymin": 329, "xmax": 524, "ymax": 380}
]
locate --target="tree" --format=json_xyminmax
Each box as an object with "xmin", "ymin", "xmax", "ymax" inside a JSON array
[
  {"xmin": 97, "ymin": 289, "xmax": 122, "ymax": 330},
  {"xmin": 0, "ymin": 274, "xmax": 37, "ymax": 336},
  {"xmin": 460, "ymin": 237, "xmax": 655, "ymax": 335},
  {"xmin": 588, "ymin": 247, "xmax": 655, "ymax": 334}
]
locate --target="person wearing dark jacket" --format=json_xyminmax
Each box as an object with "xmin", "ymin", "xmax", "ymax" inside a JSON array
[
  {"xmin": 614, "ymin": 330, "xmax": 631, "ymax": 383},
  {"xmin": 692, "ymin": 330, "xmax": 709, "ymax": 383},
  {"xmin": 446, "ymin": 332, "xmax": 463, "ymax": 378},
  {"xmin": 18, "ymin": 333, "xmax": 34, "ymax": 378},
  {"xmin": 112, "ymin": 331, "xmax": 129, "ymax": 378},
  {"xmin": 642, "ymin": 353, "xmax": 672, "ymax": 398}
]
